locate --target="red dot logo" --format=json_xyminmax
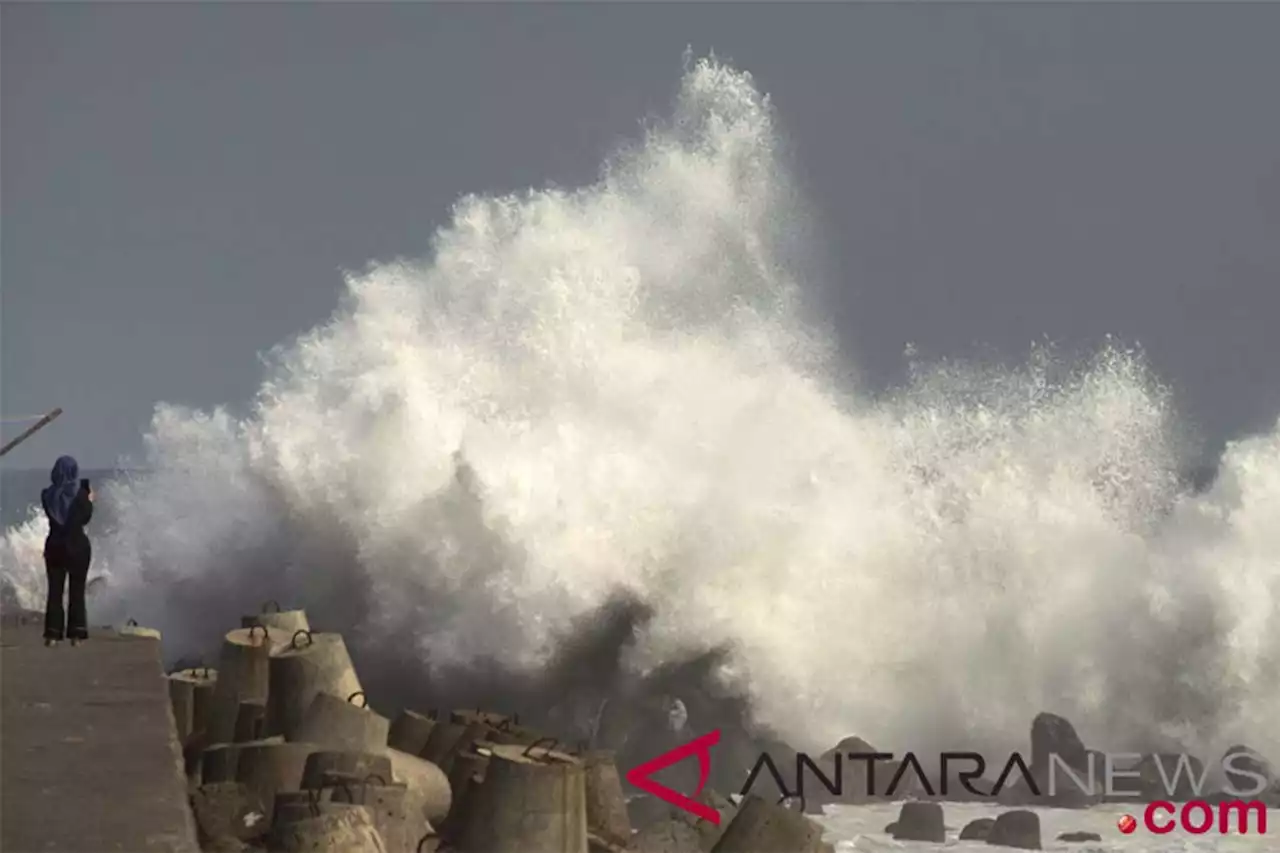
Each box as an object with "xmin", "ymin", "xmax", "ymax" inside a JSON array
[{"xmin": 1117, "ymin": 814, "xmax": 1137, "ymax": 834}]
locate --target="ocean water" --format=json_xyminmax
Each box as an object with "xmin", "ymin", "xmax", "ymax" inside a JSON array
[
  {"xmin": 817, "ymin": 802, "xmax": 1276, "ymax": 851},
  {"xmin": 2, "ymin": 56, "xmax": 1278, "ymax": 852}
]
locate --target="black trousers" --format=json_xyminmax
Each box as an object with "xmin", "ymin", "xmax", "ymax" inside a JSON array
[{"xmin": 44, "ymin": 550, "xmax": 90, "ymax": 641}]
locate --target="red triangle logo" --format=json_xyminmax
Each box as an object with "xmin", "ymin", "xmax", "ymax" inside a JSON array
[{"xmin": 625, "ymin": 729, "xmax": 722, "ymax": 825}]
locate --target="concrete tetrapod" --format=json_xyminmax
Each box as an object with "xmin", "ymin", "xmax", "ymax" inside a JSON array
[
  {"xmin": 628, "ymin": 818, "xmax": 704, "ymax": 853},
  {"xmin": 388, "ymin": 709, "xmax": 438, "ymax": 755},
  {"xmin": 450, "ymin": 741, "xmax": 589, "ymax": 853},
  {"xmin": 274, "ymin": 799, "xmax": 393, "ymax": 847},
  {"xmin": 483, "ymin": 718, "xmax": 546, "ymax": 748},
  {"xmin": 582, "ymin": 751, "xmax": 632, "ymax": 848},
  {"xmin": 272, "ymin": 789, "xmax": 373, "ymax": 836},
  {"xmin": 240, "ymin": 600, "xmax": 311, "ymax": 636},
  {"xmin": 710, "ymin": 794, "xmax": 834, "ymax": 853},
  {"xmin": 292, "ymin": 690, "xmax": 390, "ymax": 752},
  {"xmin": 177, "ymin": 668, "xmax": 220, "ymax": 782},
  {"xmin": 118, "ymin": 618, "xmax": 162, "ymax": 639},
  {"xmin": 273, "ymin": 798, "xmax": 358, "ymax": 828},
  {"xmin": 301, "ymin": 750, "xmax": 395, "ymax": 790},
  {"xmin": 446, "ymin": 750, "xmax": 489, "ymax": 803},
  {"xmin": 267, "ymin": 803, "xmax": 387, "ymax": 852},
  {"xmin": 419, "ymin": 720, "xmax": 488, "ymax": 775},
  {"xmin": 201, "ymin": 736, "xmax": 286, "ymax": 784},
  {"xmin": 274, "ymin": 787, "xmax": 331, "ymax": 809},
  {"xmin": 266, "ymin": 629, "xmax": 363, "ymax": 739},
  {"xmin": 438, "ymin": 748, "xmax": 489, "ymax": 840},
  {"xmin": 168, "ymin": 666, "xmax": 216, "ymax": 745},
  {"xmin": 450, "ymin": 709, "xmax": 512, "ymax": 727},
  {"xmin": 190, "ymin": 781, "xmax": 270, "ymax": 845},
  {"xmin": 233, "ymin": 700, "xmax": 267, "ymax": 742},
  {"xmin": 234, "ymin": 740, "xmax": 319, "ymax": 830},
  {"xmin": 208, "ymin": 626, "xmax": 282, "ymax": 744},
  {"xmin": 328, "ymin": 776, "xmax": 414, "ymax": 853},
  {"xmin": 385, "ymin": 747, "xmax": 453, "ymax": 828}
]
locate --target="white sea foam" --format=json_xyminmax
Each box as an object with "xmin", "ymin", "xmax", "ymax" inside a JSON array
[{"xmin": 3, "ymin": 56, "xmax": 1278, "ymax": 766}]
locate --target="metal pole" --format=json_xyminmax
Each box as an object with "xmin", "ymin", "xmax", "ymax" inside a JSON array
[{"xmin": 0, "ymin": 407, "xmax": 64, "ymax": 458}]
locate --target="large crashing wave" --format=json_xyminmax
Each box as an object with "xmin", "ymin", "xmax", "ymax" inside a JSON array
[{"xmin": 3, "ymin": 56, "xmax": 1278, "ymax": 763}]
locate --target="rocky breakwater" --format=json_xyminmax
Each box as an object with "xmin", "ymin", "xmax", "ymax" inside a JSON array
[{"xmin": 173, "ymin": 601, "xmax": 842, "ymax": 853}]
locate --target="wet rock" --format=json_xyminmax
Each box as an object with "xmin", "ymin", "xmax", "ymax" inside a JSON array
[
  {"xmin": 190, "ymin": 782, "xmax": 269, "ymax": 844},
  {"xmin": 630, "ymin": 817, "xmax": 704, "ymax": 853},
  {"xmin": 1000, "ymin": 713, "xmax": 1095, "ymax": 808},
  {"xmin": 923, "ymin": 758, "xmax": 1000, "ymax": 804},
  {"xmin": 888, "ymin": 801, "xmax": 944, "ymax": 843},
  {"xmin": 987, "ymin": 809, "xmax": 1041, "ymax": 849},
  {"xmin": 960, "ymin": 817, "xmax": 995, "ymax": 840},
  {"xmin": 627, "ymin": 795, "xmax": 677, "ymax": 833},
  {"xmin": 709, "ymin": 794, "xmax": 832, "ymax": 852},
  {"xmin": 1222, "ymin": 745, "xmax": 1273, "ymax": 798},
  {"xmin": 672, "ymin": 788, "xmax": 737, "ymax": 849},
  {"xmin": 1030, "ymin": 713, "xmax": 1088, "ymax": 775},
  {"xmin": 1058, "ymin": 830, "xmax": 1102, "ymax": 842},
  {"xmin": 816, "ymin": 735, "xmax": 877, "ymax": 804}
]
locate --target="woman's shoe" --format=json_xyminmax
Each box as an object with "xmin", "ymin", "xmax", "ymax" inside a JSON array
[
  {"xmin": 69, "ymin": 638, "xmax": 81, "ymax": 647},
  {"xmin": 44, "ymin": 638, "xmax": 60, "ymax": 647}
]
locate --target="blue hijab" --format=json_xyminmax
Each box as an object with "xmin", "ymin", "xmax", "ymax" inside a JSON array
[{"xmin": 42, "ymin": 455, "xmax": 81, "ymax": 527}]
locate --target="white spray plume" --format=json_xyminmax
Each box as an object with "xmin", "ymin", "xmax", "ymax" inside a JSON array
[{"xmin": 4, "ymin": 56, "xmax": 1279, "ymax": 763}]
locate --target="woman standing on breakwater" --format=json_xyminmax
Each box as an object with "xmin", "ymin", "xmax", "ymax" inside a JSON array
[{"xmin": 41, "ymin": 455, "xmax": 94, "ymax": 647}]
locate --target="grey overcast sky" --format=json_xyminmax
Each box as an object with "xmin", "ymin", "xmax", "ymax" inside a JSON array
[{"xmin": 3, "ymin": 2, "xmax": 1278, "ymax": 470}]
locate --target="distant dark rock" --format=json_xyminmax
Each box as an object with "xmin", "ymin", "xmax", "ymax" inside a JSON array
[
  {"xmin": 986, "ymin": 809, "xmax": 1041, "ymax": 849},
  {"xmin": 1222, "ymin": 745, "xmax": 1273, "ymax": 798},
  {"xmin": 889, "ymin": 801, "xmax": 945, "ymax": 843},
  {"xmin": 999, "ymin": 713, "xmax": 1095, "ymax": 808},
  {"xmin": 959, "ymin": 817, "xmax": 995, "ymax": 840},
  {"xmin": 1031, "ymin": 712, "xmax": 1088, "ymax": 778},
  {"xmin": 1058, "ymin": 830, "xmax": 1102, "ymax": 843},
  {"xmin": 817, "ymin": 735, "xmax": 878, "ymax": 804}
]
